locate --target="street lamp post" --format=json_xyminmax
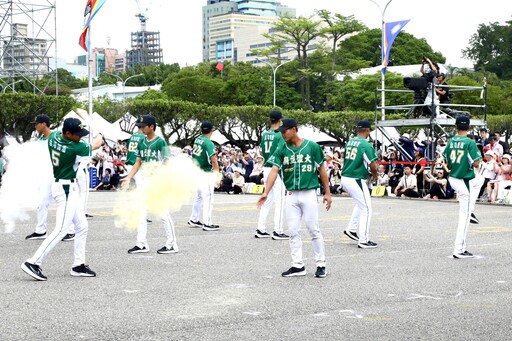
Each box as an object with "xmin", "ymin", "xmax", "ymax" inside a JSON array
[
  {"xmin": 2, "ymin": 79, "xmax": 23, "ymax": 93},
  {"xmin": 103, "ymin": 72, "xmax": 143, "ymax": 100},
  {"xmin": 369, "ymin": 0, "xmax": 393, "ymax": 121},
  {"xmin": 257, "ymin": 58, "xmax": 292, "ymax": 107}
]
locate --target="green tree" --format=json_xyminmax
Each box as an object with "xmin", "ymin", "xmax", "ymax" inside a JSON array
[
  {"xmin": 316, "ymin": 11, "xmax": 366, "ymax": 74},
  {"xmin": 265, "ymin": 15, "xmax": 325, "ymax": 109},
  {"xmin": 337, "ymin": 29, "xmax": 445, "ymax": 71},
  {"xmin": 0, "ymin": 93, "xmax": 76, "ymax": 143},
  {"xmin": 463, "ymin": 21, "xmax": 512, "ymax": 79}
]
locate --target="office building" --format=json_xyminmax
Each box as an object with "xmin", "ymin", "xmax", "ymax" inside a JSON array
[
  {"xmin": 2, "ymin": 23, "xmax": 49, "ymax": 74},
  {"xmin": 76, "ymin": 47, "xmax": 118, "ymax": 78},
  {"xmin": 202, "ymin": 0, "xmax": 295, "ymax": 62}
]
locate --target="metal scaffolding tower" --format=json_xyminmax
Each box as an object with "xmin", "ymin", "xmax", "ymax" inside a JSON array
[{"xmin": 0, "ymin": 0, "xmax": 57, "ymax": 94}]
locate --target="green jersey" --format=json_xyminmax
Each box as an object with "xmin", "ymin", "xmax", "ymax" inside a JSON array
[
  {"xmin": 260, "ymin": 129, "xmax": 284, "ymax": 167},
  {"xmin": 126, "ymin": 131, "xmax": 145, "ymax": 166},
  {"xmin": 442, "ymin": 135, "xmax": 482, "ymax": 179},
  {"xmin": 192, "ymin": 135, "xmax": 216, "ymax": 172},
  {"xmin": 136, "ymin": 135, "xmax": 169, "ymax": 163},
  {"xmin": 342, "ymin": 137, "xmax": 378, "ymax": 179},
  {"xmin": 38, "ymin": 131, "xmax": 57, "ymax": 141},
  {"xmin": 47, "ymin": 131, "xmax": 91, "ymax": 180},
  {"xmin": 268, "ymin": 139, "xmax": 325, "ymax": 191}
]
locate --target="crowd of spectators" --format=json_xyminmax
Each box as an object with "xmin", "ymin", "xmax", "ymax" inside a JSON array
[{"xmin": 0, "ymin": 129, "xmax": 510, "ymax": 204}]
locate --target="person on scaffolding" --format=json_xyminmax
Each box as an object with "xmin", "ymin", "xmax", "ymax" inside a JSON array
[{"xmin": 419, "ymin": 56, "xmax": 439, "ymax": 117}]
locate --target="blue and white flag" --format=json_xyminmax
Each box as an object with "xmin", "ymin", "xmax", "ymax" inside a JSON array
[{"xmin": 382, "ymin": 19, "xmax": 410, "ymax": 74}]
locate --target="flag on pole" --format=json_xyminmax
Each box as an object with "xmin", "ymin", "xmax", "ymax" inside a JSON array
[
  {"xmin": 216, "ymin": 60, "xmax": 224, "ymax": 71},
  {"xmin": 382, "ymin": 19, "xmax": 410, "ymax": 74},
  {"xmin": 79, "ymin": 0, "xmax": 107, "ymax": 51}
]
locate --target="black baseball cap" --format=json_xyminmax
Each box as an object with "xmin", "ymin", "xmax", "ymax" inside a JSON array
[
  {"xmin": 135, "ymin": 115, "xmax": 156, "ymax": 127},
  {"xmin": 201, "ymin": 121, "xmax": 214, "ymax": 133},
  {"xmin": 455, "ymin": 116, "xmax": 470, "ymax": 127},
  {"xmin": 357, "ymin": 120, "xmax": 371, "ymax": 129},
  {"xmin": 277, "ymin": 118, "xmax": 298, "ymax": 132},
  {"xmin": 62, "ymin": 117, "xmax": 89, "ymax": 137},
  {"xmin": 31, "ymin": 114, "xmax": 50, "ymax": 125},
  {"xmin": 269, "ymin": 110, "xmax": 282, "ymax": 121}
]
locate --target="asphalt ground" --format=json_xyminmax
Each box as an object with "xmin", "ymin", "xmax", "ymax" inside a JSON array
[{"xmin": 1, "ymin": 191, "xmax": 511, "ymax": 340}]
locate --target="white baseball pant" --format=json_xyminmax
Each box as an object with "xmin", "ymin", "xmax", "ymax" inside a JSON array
[
  {"xmin": 134, "ymin": 175, "xmax": 177, "ymax": 249},
  {"xmin": 286, "ymin": 189, "xmax": 325, "ymax": 268},
  {"xmin": 189, "ymin": 174, "xmax": 215, "ymax": 226},
  {"xmin": 28, "ymin": 180, "xmax": 88, "ymax": 266},
  {"xmin": 34, "ymin": 177, "xmax": 53, "ymax": 234},
  {"xmin": 448, "ymin": 176, "xmax": 481, "ymax": 255},
  {"xmin": 342, "ymin": 177, "xmax": 373, "ymax": 243},
  {"xmin": 257, "ymin": 166, "xmax": 286, "ymax": 233}
]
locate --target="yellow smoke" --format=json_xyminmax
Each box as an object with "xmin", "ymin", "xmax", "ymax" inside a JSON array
[{"xmin": 114, "ymin": 154, "xmax": 207, "ymax": 230}]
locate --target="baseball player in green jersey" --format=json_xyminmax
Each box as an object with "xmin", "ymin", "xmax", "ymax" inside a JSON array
[
  {"xmin": 255, "ymin": 110, "xmax": 288, "ymax": 240},
  {"xmin": 257, "ymin": 118, "xmax": 332, "ymax": 278},
  {"xmin": 188, "ymin": 121, "xmax": 221, "ymax": 231},
  {"xmin": 442, "ymin": 116, "xmax": 482, "ymax": 259},
  {"xmin": 22, "ymin": 117, "xmax": 103, "ymax": 281},
  {"xmin": 341, "ymin": 120, "xmax": 379, "ymax": 249},
  {"xmin": 124, "ymin": 127, "xmax": 146, "ymax": 187},
  {"xmin": 122, "ymin": 115, "xmax": 178, "ymax": 254}
]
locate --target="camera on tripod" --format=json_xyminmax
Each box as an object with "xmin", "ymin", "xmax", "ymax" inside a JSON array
[{"xmin": 403, "ymin": 77, "xmax": 429, "ymax": 118}]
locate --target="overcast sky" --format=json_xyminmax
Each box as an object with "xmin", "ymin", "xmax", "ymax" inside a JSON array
[{"xmin": 52, "ymin": 0, "xmax": 512, "ymax": 68}]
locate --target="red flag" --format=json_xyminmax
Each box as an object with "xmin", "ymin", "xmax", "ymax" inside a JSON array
[
  {"xmin": 216, "ymin": 60, "xmax": 224, "ymax": 71},
  {"xmin": 79, "ymin": 27, "xmax": 89, "ymax": 51}
]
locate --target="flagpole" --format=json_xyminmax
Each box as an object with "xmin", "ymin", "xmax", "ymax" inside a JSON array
[
  {"xmin": 87, "ymin": 25, "xmax": 93, "ymax": 144},
  {"xmin": 370, "ymin": 0, "xmax": 392, "ymax": 121}
]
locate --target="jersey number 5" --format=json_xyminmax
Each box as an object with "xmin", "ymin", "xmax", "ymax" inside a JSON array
[{"xmin": 51, "ymin": 150, "xmax": 61, "ymax": 167}]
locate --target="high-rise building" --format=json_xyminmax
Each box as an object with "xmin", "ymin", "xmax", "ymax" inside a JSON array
[
  {"xmin": 2, "ymin": 23, "xmax": 49, "ymax": 74},
  {"xmin": 76, "ymin": 48, "xmax": 118, "ymax": 77},
  {"xmin": 202, "ymin": 0, "xmax": 295, "ymax": 63},
  {"xmin": 125, "ymin": 30, "xmax": 163, "ymax": 69}
]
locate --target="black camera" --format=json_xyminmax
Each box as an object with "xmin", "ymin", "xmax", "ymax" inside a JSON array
[{"xmin": 422, "ymin": 56, "xmax": 428, "ymax": 63}]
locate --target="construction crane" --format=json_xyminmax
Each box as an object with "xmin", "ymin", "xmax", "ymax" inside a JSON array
[{"xmin": 135, "ymin": 0, "xmax": 151, "ymax": 32}]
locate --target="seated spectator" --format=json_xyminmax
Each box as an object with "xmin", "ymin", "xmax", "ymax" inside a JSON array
[
  {"xmin": 478, "ymin": 150, "xmax": 497, "ymax": 200},
  {"xmin": 486, "ymin": 135, "xmax": 504, "ymax": 157},
  {"xmin": 249, "ymin": 154, "xmax": 264, "ymax": 184},
  {"xmin": 333, "ymin": 149, "xmax": 343, "ymax": 166},
  {"xmin": 220, "ymin": 158, "xmax": 234, "ymax": 193},
  {"xmin": 230, "ymin": 167, "xmax": 245, "ymax": 194},
  {"xmin": 492, "ymin": 153, "xmax": 512, "ymax": 203},
  {"xmin": 329, "ymin": 160, "xmax": 343, "ymax": 194},
  {"xmin": 325, "ymin": 151, "xmax": 334, "ymax": 169},
  {"xmin": 394, "ymin": 165, "xmax": 420, "ymax": 198},
  {"xmin": 95, "ymin": 168, "xmax": 112, "ymax": 190},
  {"xmin": 494, "ymin": 131, "xmax": 510, "ymax": 155},
  {"xmin": 110, "ymin": 162, "xmax": 127, "ymax": 189},
  {"xmin": 423, "ymin": 168, "xmax": 449, "ymax": 199},
  {"xmin": 375, "ymin": 164, "xmax": 389, "ymax": 187}
]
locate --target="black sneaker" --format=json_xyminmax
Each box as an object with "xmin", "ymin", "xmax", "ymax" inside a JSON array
[
  {"xmin": 62, "ymin": 233, "xmax": 75, "ymax": 241},
  {"xmin": 21, "ymin": 262, "xmax": 47, "ymax": 281},
  {"xmin": 315, "ymin": 266, "xmax": 327, "ymax": 278},
  {"xmin": 157, "ymin": 246, "xmax": 178, "ymax": 254},
  {"xmin": 453, "ymin": 251, "xmax": 474, "ymax": 259},
  {"xmin": 70, "ymin": 264, "xmax": 96, "ymax": 277},
  {"xmin": 202, "ymin": 224, "xmax": 220, "ymax": 231},
  {"xmin": 470, "ymin": 213, "xmax": 479, "ymax": 224},
  {"xmin": 272, "ymin": 231, "xmax": 290, "ymax": 240},
  {"xmin": 187, "ymin": 220, "xmax": 203, "ymax": 228},
  {"xmin": 128, "ymin": 245, "xmax": 149, "ymax": 254},
  {"xmin": 85, "ymin": 213, "xmax": 93, "ymax": 219},
  {"xmin": 344, "ymin": 230, "xmax": 359, "ymax": 241},
  {"xmin": 255, "ymin": 230, "xmax": 270, "ymax": 238},
  {"xmin": 281, "ymin": 266, "xmax": 306, "ymax": 277},
  {"xmin": 25, "ymin": 232, "xmax": 47, "ymax": 240},
  {"xmin": 358, "ymin": 241, "xmax": 378, "ymax": 249}
]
